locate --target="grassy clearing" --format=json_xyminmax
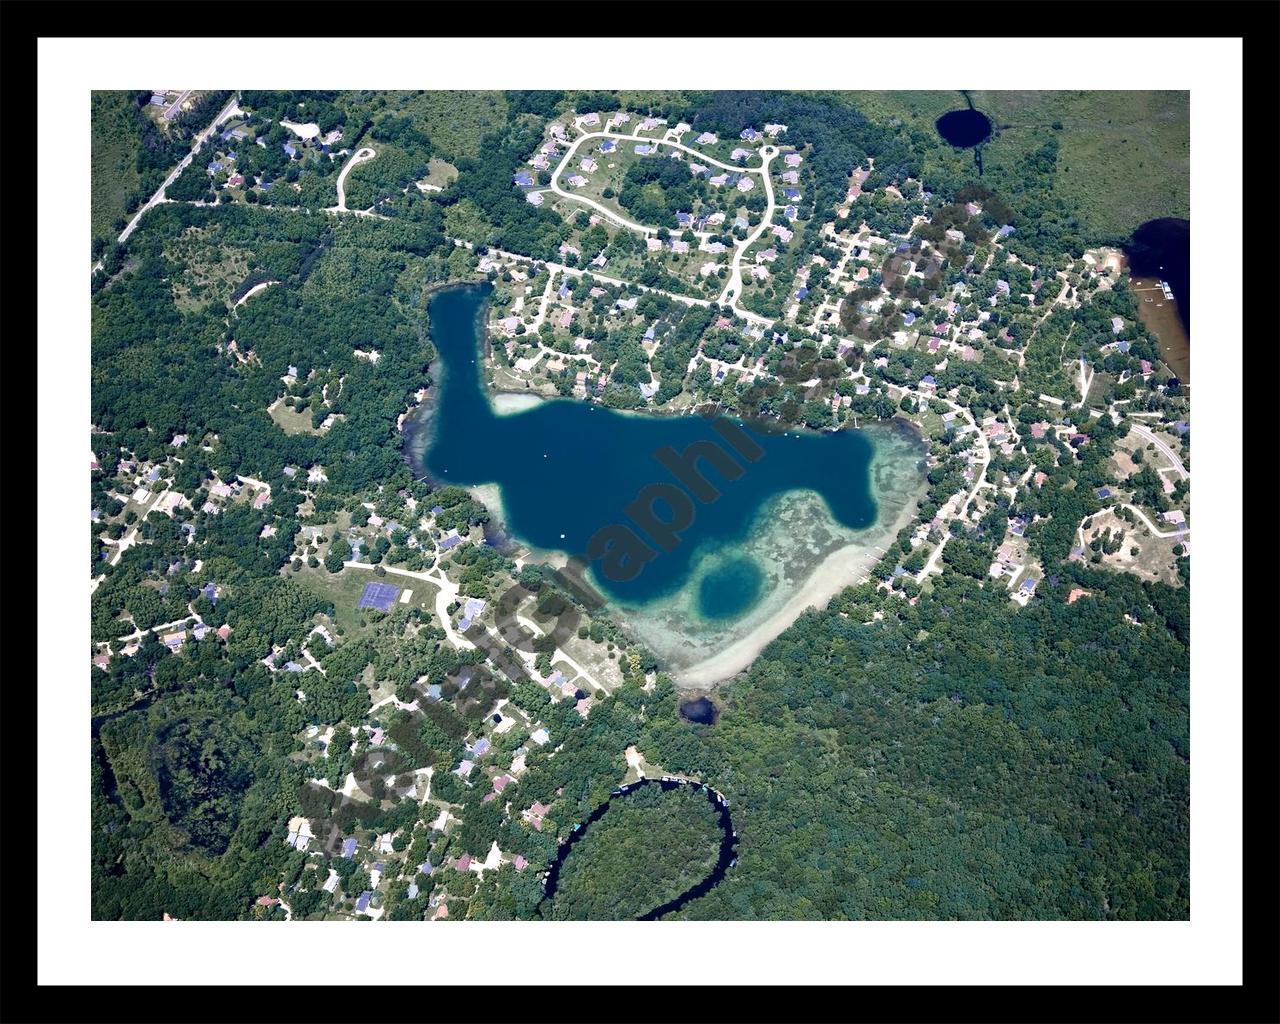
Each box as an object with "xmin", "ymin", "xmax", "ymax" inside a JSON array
[
  {"xmin": 289, "ymin": 562, "xmax": 439, "ymax": 637},
  {"xmin": 269, "ymin": 399, "xmax": 325, "ymax": 436},
  {"xmin": 423, "ymin": 157, "xmax": 458, "ymax": 189},
  {"xmin": 843, "ymin": 90, "xmax": 1188, "ymax": 241},
  {"xmin": 91, "ymin": 91, "xmax": 148, "ymax": 241}
]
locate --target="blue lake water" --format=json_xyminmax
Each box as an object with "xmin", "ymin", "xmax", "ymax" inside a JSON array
[{"xmin": 406, "ymin": 283, "xmax": 892, "ymax": 613}]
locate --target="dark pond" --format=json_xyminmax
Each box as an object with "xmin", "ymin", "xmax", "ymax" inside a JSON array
[
  {"xmin": 936, "ymin": 108, "xmax": 992, "ymax": 148},
  {"xmin": 697, "ymin": 555, "xmax": 765, "ymax": 621},
  {"xmin": 679, "ymin": 697, "xmax": 718, "ymax": 725},
  {"xmin": 537, "ymin": 777, "xmax": 737, "ymax": 920}
]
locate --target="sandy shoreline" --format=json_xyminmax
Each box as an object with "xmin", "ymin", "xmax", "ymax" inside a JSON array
[
  {"xmin": 669, "ymin": 486, "xmax": 921, "ymax": 689},
  {"xmin": 490, "ymin": 391, "xmax": 544, "ymax": 415}
]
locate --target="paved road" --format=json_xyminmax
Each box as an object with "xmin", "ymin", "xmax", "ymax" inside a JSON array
[
  {"xmin": 330, "ymin": 147, "xmax": 377, "ymax": 212},
  {"xmin": 161, "ymin": 90, "xmax": 193, "ymax": 122},
  {"xmin": 717, "ymin": 146, "xmax": 777, "ymax": 324},
  {"xmin": 93, "ymin": 94, "xmax": 242, "ymax": 272},
  {"xmin": 1113, "ymin": 502, "xmax": 1188, "ymax": 539},
  {"xmin": 1130, "ymin": 423, "xmax": 1189, "ymax": 481}
]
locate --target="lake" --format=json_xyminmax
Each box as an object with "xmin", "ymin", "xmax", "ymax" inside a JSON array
[
  {"xmin": 1126, "ymin": 218, "xmax": 1190, "ymax": 384},
  {"xmin": 405, "ymin": 283, "xmax": 927, "ymax": 678}
]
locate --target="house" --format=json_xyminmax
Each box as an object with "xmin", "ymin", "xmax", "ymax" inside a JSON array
[
  {"xmin": 530, "ymin": 153, "xmax": 549, "ymax": 170},
  {"xmin": 1019, "ymin": 578, "xmax": 1038, "ymax": 597},
  {"xmin": 646, "ymin": 237, "xmax": 664, "ymax": 252},
  {"xmin": 456, "ymin": 855, "xmax": 472, "ymax": 872},
  {"xmin": 162, "ymin": 631, "xmax": 186, "ymax": 652},
  {"xmin": 207, "ymin": 161, "xmax": 223, "ymax": 174},
  {"xmin": 643, "ymin": 325, "xmax": 656, "ymax": 341},
  {"xmin": 499, "ymin": 316, "xmax": 520, "ymax": 337},
  {"xmin": 670, "ymin": 239, "xmax": 690, "ymax": 254},
  {"xmin": 997, "ymin": 225, "xmax": 1015, "ymax": 238},
  {"xmin": 784, "ymin": 153, "xmax": 803, "ymax": 168},
  {"xmin": 796, "ymin": 287, "xmax": 809, "ymax": 300},
  {"xmin": 756, "ymin": 248, "xmax": 777, "ymax": 263},
  {"xmin": 526, "ymin": 191, "xmax": 544, "ymax": 207},
  {"xmin": 1095, "ymin": 487, "xmax": 1112, "ymax": 499},
  {"xmin": 567, "ymin": 174, "xmax": 587, "ymax": 187},
  {"xmin": 730, "ymin": 148, "xmax": 752, "ymax": 162},
  {"xmin": 634, "ymin": 144, "xmax": 654, "ymax": 155},
  {"xmin": 639, "ymin": 381, "xmax": 659, "ymax": 400},
  {"xmin": 675, "ymin": 210, "xmax": 692, "ymax": 227},
  {"xmin": 354, "ymin": 892, "xmax": 372, "ymax": 914},
  {"xmin": 764, "ymin": 123, "xmax": 787, "ymax": 137},
  {"xmin": 1162, "ymin": 509, "xmax": 1186, "ymax": 525},
  {"xmin": 559, "ymin": 243, "xmax": 580, "ymax": 258},
  {"xmin": 708, "ymin": 173, "xmax": 728, "ymax": 187},
  {"xmin": 580, "ymin": 112, "xmax": 600, "ymax": 126},
  {"xmin": 530, "ymin": 728, "xmax": 550, "ymax": 746},
  {"xmin": 740, "ymin": 127, "xmax": 760, "ymax": 141},
  {"xmin": 599, "ymin": 139, "xmax": 616, "ymax": 153},
  {"xmin": 282, "ymin": 144, "xmax": 296, "ymax": 158},
  {"xmin": 1140, "ymin": 360, "xmax": 1153, "ymax": 375},
  {"xmin": 227, "ymin": 174, "xmax": 244, "ymax": 187},
  {"xmin": 217, "ymin": 624, "xmax": 232, "ymax": 641},
  {"xmin": 689, "ymin": 162, "xmax": 709, "ymax": 177},
  {"xmin": 783, "ymin": 205, "xmax": 798, "ymax": 222}
]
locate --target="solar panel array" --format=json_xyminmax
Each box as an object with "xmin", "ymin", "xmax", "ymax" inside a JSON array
[{"xmin": 358, "ymin": 581, "xmax": 402, "ymax": 612}]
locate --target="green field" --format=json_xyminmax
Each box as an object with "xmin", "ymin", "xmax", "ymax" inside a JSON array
[{"xmin": 845, "ymin": 90, "xmax": 1189, "ymax": 240}]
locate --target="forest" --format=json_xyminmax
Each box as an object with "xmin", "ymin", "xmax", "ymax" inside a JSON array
[{"xmin": 541, "ymin": 784, "xmax": 724, "ymax": 920}]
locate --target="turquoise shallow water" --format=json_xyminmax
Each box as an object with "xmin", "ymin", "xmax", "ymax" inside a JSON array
[{"xmin": 407, "ymin": 283, "xmax": 887, "ymax": 611}]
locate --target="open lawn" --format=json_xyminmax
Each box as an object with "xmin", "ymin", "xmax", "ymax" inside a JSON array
[
  {"xmin": 269, "ymin": 398, "xmax": 326, "ymax": 436},
  {"xmin": 289, "ymin": 563, "xmax": 439, "ymax": 637}
]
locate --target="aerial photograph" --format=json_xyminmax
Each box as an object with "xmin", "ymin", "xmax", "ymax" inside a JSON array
[{"xmin": 88, "ymin": 87, "xmax": 1190, "ymax": 923}]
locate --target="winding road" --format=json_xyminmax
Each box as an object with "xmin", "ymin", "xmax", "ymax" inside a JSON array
[
  {"xmin": 1130, "ymin": 423, "xmax": 1188, "ymax": 481},
  {"xmin": 330, "ymin": 147, "xmax": 377, "ymax": 213},
  {"xmin": 545, "ymin": 130, "xmax": 779, "ymax": 325}
]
